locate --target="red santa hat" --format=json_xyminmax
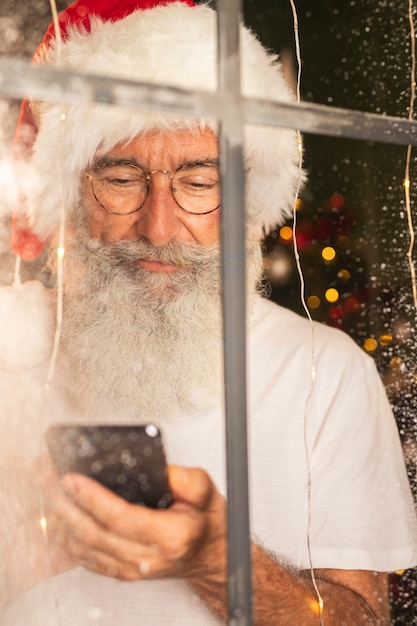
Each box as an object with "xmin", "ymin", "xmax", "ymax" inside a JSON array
[{"xmin": 11, "ymin": 0, "xmax": 301, "ymax": 260}]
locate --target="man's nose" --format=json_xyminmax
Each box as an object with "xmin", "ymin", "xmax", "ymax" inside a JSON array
[{"xmin": 134, "ymin": 173, "xmax": 182, "ymax": 246}]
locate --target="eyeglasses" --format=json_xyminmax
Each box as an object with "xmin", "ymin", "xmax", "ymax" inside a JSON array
[{"xmin": 84, "ymin": 159, "xmax": 221, "ymax": 216}]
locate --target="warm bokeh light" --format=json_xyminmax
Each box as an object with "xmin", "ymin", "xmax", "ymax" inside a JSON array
[
  {"xmin": 308, "ymin": 597, "xmax": 324, "ymax": 617},
  {"xmin": 330, "ymin": 192, "xmax": 344, "ymax": 208},
  {"xmin": 269, "ymin": 255, "xmax": 292, "ymax": 282},
  {"xmin": 390, "ymin": 356, "xmax": 404, "ymax": 370},
  {"xmin": 295, "ymin": 197, "xmax": 303, "ymax": 211},
  {"xmin": 379, "ymin": 333, "xmax": 393, "ymax": 346},
  {"xmin": 329, "ymin": 305, "xmax": 344, "ymax": 321},
  {"xmin": 321, "ymin": 246, "xmax": 336, "ymax": 261},
  {"xmin": 337, "ymin": 269, "xmax": 351, "ymax": 280},
  {"xmin": 364, "ymin": 338, "xmax": 378, "ymax": 352},
  {"xmin": 279, "ymin": 226, "xmax": 293, "ymax": 241},
  {"xmin": 337, "ymin": 235, "xmax": 350, "ymax": 248},
  {"xmin": 307, "ymin": 295, "xmax": 320, "ymax": 309},
  {"xmin": 325, "ymin": 288, "xmax": 339, "ymax": 303},
  {"xmin": 345, "ymin": 297, "xmax": 360, "ymax": 312}
]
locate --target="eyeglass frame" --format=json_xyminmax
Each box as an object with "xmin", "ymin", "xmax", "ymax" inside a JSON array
[{"xmin": 84, "ymin": 158, "xmax": 221, "ymax": 216}]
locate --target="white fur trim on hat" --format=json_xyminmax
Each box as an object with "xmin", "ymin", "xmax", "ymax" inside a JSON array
[{"xmin": 26, "ymin": 2, "xmax": 302, "ymax": 241}]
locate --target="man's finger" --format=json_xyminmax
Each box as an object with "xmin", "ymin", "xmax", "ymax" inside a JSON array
[{"xmin": 168, "ymin": 465, "xmax": 216, "ymax": 509}]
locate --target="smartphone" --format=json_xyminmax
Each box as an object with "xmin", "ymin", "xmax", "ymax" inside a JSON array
[{"xmin": 45, "ymin": 424, "xmax": 172, "ymax": 509}]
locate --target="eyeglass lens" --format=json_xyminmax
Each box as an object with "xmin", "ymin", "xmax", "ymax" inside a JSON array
[{"xmin": 88, "ymin": 162, "xmax": 220, "ymax": 215}]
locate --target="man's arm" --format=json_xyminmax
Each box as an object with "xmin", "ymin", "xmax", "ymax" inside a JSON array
[
  {"xmin": 189, "ymin": 544, "xmax": 390, "ymax": 625},
  {"xmin": 51, "ymin": 465, "xmax": 390, "ymax": 625}
]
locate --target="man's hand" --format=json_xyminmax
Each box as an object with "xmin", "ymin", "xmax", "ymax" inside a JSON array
[
  {"xmin": 6, "ymin": 459, "xmax": 390, "ymax": 625},
  {"xmin": 49, "ymin": 465, "xmax": 227, "ymax": 584}
]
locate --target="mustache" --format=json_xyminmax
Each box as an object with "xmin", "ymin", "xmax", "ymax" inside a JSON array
[{"xmin": 84, "ymin": 238, "xmax": 221, "ymax": 270}]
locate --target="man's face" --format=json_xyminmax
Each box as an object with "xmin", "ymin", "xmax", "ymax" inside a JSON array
[
  {"xmin": 82, "ymin": 127, "xmax": 221, "ymax": 272},
  {"xmin": 59, "ymin": 126, "xmax": 263, "ymax": 420}
]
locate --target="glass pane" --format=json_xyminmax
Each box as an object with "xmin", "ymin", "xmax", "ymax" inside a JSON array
[
  {"xmin": 0, "ymin": 1, "xmax": 416, "ymax": 624},
  {"xmin": 243, "ymin": 1, "xmax": 417, "ymax": 622},
  {"xmin": 244, "ymin": 0, "xmax": 410, "ymax": 116}
]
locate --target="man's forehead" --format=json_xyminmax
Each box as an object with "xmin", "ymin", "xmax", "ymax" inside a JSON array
[{"xmin": 95, "ymin": 127, "xmax": 219, "ymax": 166}]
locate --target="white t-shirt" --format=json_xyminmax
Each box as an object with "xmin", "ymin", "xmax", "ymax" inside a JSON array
[{"xmin": 1, "ymin": 296, "xmax": 416, "ymax": 625}]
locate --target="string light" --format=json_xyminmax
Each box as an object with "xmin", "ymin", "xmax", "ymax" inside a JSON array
[
  {"xmin": 37, "ymin": 4, "xmax": 67, "ymax": 614},
  {"xmin": 13, "ymin": 254, "xmax": 22, "ymax": 290},
  {"xmin": 404, "ymin": 0, "xmax": 417, "ymax": 310},
  {"xmin": 50, "ymin": 0, "xmax": 63, "ymax": 65},
  {"xmin": 44, "ymin": 0, "xmax": 66, "ymax": 391},
  {"xmin": 288, "ymin": 0, "xmax": 324, "ymax": 622}
]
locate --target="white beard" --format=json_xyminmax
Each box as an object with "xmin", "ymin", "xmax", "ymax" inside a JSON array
[{"xmin": 55, "ymin": 231, "xmax": 263, "ymax": 425}]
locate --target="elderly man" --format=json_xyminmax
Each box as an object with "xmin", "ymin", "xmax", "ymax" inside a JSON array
[{"xmin": 0, "ymin": 1, "xmax": 416, "ymax": 625}]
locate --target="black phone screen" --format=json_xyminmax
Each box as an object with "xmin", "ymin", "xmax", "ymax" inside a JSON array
[{"xmin": 45, "ymin": 424, "xmax": 172, "ymax": 509}]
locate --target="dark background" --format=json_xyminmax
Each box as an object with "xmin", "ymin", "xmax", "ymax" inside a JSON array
[
  {"xmin": 0, "ymin": 0, "xmax": 416, "ymax": 621},
  {"xmin": 242, "ymin": 3, "xmax": 417, "ymax": 620}
]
